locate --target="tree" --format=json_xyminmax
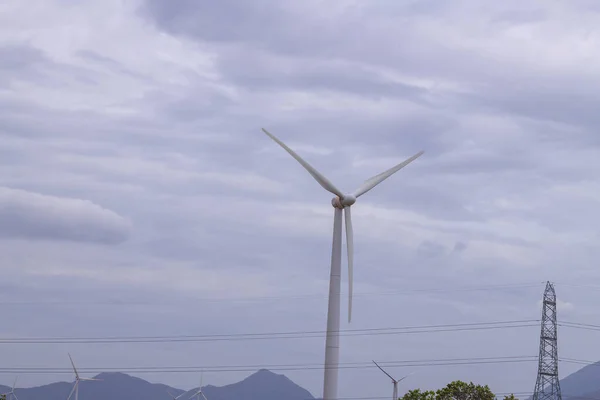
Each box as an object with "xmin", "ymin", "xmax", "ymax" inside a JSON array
[
  {"xmin": 401, "ymin": 388, "xmax": 437, "ymax": 400},
  {"xmin": 436, "ymin": 380, "xmax": 495, "ymax": 400},
  {"xmin": 400, "ymin": 380, "xmax": 515, "ymax": 400}
]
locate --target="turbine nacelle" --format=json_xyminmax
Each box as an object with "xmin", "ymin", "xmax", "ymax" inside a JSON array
[{"xmin": 331, "ymin": 194, "xmax": 356, "ymax": 209}]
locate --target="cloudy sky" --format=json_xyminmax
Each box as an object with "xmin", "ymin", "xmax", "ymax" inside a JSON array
[{"xmin": 2, "ymin": 0, "xmax": 600, "ymax": 398}]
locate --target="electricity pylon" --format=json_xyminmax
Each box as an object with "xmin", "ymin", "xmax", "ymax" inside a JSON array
[{"xmin": 533, "ymin": 281, "xmax": 562, "ymax": 400}]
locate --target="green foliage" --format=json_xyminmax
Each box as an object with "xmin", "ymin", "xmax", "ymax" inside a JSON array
[
  {"xmin": 399, "ymin": 380, "xmax": 515, "ymax": 400},
  {"xmin": 436, "ymin": 381, "xmax": 495, "ymax": 400},
  {"xmin": 401, "ymin": 388, "xmax": 437, "ymax": 400}
]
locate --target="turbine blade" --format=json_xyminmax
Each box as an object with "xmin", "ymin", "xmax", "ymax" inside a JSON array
[
  {"xmin": 66, "ymin": 383, "xmax": 77, "ymax": 400},
  {"xmin": 262, "ymin": 128, "xmax": 344, "ymax": 198},
  {"xmin": 353, "ymin": 150, "xmax": 424, "ymax": 198},
  {"xmin": 201, "ymin": 392, "xmax": 209, "ymax": 400},
  {"xmin": 12, "ymin": 377, "xmax": 17, "ymax": 391},
  {"xmin": 68, "ymin": 354, "xmax": 79, "ymax": 380},
  {"xmin": 12, "ymin": 392, "xmax": 19, "ymax": 400},
  {"xmin": 344, "ymin": 206, "xmax": 354, "ymax": 323},
  {"xmin": 397, "ymin": 371, "xmax": 415, "ymax": 382},
  {"xmin": 372, "ymin": 360, "xmax": 396, "ymax": 382}
]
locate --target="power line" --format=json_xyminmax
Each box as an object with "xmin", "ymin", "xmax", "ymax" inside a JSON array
[
  {"xmin": 560, "ymin": 357, "xmax": 600, "ymax": 366},
  {"xmin": 0, "ymin": 320, "xmax": 539, "ymax": 344},
  {"xmin": 560, "ymin": 321, "xmax": 600, "ymax": 331},
  {"xmin": 0, "ymin": 355, "xmax": 538, "ymax": 374}
]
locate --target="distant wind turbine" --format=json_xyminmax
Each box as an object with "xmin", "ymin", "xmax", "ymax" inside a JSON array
[
  {"xmin": 3, "ymin": 377, "xmax": 19, "ymax": 400},
  {"xmin": 167, "ymin": 390, "xmax": 186, "ymax": 400},
  {"xmin": 66, "ymin": 354, "xmax": 101, "ymax": 400},
  {"xmin": 262, "ymin": 128, "xmax": 423, "ymax": 400},
  {"xmin": 373, "ymin": 360, "xmax": 414, "ymax": 400},
  {"xmin": 189, "ymin": 371, "xmax": 208, "ymax": 400}
]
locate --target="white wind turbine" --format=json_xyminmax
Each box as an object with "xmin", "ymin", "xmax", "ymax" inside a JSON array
[
  {"xmin": 3, "ymin": 377, "xmax": 19, "ymax": 400},
  {"xmin": 66, "ymin": 354, "xmax": 101, "ymax": 400},
  {"xmin": 373, "ymin": 360, "xmax": 414, "ymax": 400},
  {"xmin": 262, "ymin": 128, "xmax": 423, "ymax": 400},
  {"xmin": 189, "ymin": 371, "xmax": 208, "ymax": 400}
]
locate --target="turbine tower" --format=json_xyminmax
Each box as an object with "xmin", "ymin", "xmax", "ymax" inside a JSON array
[
  {"xmin": 262, "ymin": 128, "xmax": 423, "ymax": 400},
  {"xmin": 3, "ymin": 377, "xmax": 19, "ymax": 400},
  {"xmin": 533, "ymin": 281, "xmax": 562, "ymax": 400},
  {"xmin": 373, "ymin": 361, "xmax": 414, "ymax": 400},
  {"xmin": 66, "ymin": 354, "xmax": 101, "ymax": 400}
]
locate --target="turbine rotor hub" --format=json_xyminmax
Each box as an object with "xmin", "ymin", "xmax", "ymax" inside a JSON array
[{"xmin": 341, "ymin": 194, "xmax": 356, "ymax": 206}]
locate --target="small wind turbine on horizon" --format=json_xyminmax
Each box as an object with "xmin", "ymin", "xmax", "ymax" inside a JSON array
[
  {"xmin": 3, "ymin": 377, "xmax": 19, "ymax": 400},
  {"xmin": 261, "ymin": 128, "xmax": 423, "ymax": 400},
  {"xmin": 66, "ymin": 354, "xmax": 101, "ymax": 400},
  {"xmin": 373, "ymin": 360, "xmax": 414, "ymax": 400},
  {"xmin": 189, "ymin": 371, "xmax": 208, "ymax": 400},
  {"xmin": 167, "ymin": 390, "xmax": 186, "ymax": 400}
]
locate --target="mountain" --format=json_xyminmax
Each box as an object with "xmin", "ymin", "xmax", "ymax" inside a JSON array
[
  {"xmin": 0, "ymin": 373, "xmax": 184, "ymax": 400},
  {"xmin": 0, "ymin": 369, "xmax": 315, "ymax": 400},
  {"xmin": 185, "ymin": 369, "xmax": 314, "ymax": 400},
  {"xmin": 559, "ymin": 361, "xmax": 600, "ymax": 399},
  {"xmin": 526, "ymin": 361, "xmax": 600, "ymax": 400}
]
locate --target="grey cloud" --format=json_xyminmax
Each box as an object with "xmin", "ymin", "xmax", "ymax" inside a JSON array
[
  {"xmin": 463, "ymin": 79, "xmax": 600, "ymax": 133},
  {"xmin": 137, "ymin": 0, "xmax": 488, "ymax": 80},
  {"xmin": 139, "ymin": 0, "xmax": 317, "ymax": 53},
  {"xmin": 142, "ymin": 86, "xmax": 236, "ymax": 123},
  {"xmin": 417, "ymin": 240, "xmax": 447, "ymax": 258},
  {"xmin": 214, "ymin": 47, "xmax": 429, "ymax": 102},
  {"xmin": 139, "ymin": 0, "xmax": 600, "ymax": 136},
  {"xmin": 0, "ymin": 44, "xmax": 46, "ymax": 70},
  {"xmin": 0, "ymin": 187, "xmax": 131, "ymax": 244},
  {"xmin": 453, "ymin": 241, "xmax": 468, "ymax": 253},
  {"xmin": 75, "ymin": 50, "xmax": 153, "ymax": 82},
  {"xmin": 0, "ymin": 43, "xmax": 99, "ymax": 88}
]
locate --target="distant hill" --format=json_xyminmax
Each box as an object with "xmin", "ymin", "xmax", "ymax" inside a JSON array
[
  {"xmin": 0, "ymin": 369, "xmax": 315, "ymax": 400},
  {"xmin": 185, "ymin": 369, "xmax": 314, "ymax": 400},
  {"xmin": 559, "ymin": 361, "xmax": 600, "ymax": 400},
  {"xmin": 526, "ymin": 361, "xmax": 600, "ymax": 400}
]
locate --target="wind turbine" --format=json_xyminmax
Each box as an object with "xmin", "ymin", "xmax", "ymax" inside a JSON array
[
  {"xmin": 373, "ymin": 360, "xmax": 414, "ymax": 400},
  {"xmin": 3, "ymin": 377, "xmax": 19, "ymax": 400},
  {"xmin": 66, "ymin": 354, "xmax": 101, "ymax": 400},
  {"xmin": 261, "ymin": 128, "xmax": 423, "ymax": 400},
  {"xmin": 167, "ymin": 390, "xmax": 187, "ymax": 400},
  {"xmin": 189, "ymin": 371, "xmax": 208, "ymax": 400}
]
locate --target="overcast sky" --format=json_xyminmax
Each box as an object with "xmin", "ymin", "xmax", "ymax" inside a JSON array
[{"xmin": 2, "ymin": 0, "xmax": 600, "ymax": 398}]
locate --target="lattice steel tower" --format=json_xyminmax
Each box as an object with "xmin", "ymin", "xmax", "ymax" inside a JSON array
[{"xmin": 533, "ymin": 281, "xmax": 562, "ymax": 400}]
